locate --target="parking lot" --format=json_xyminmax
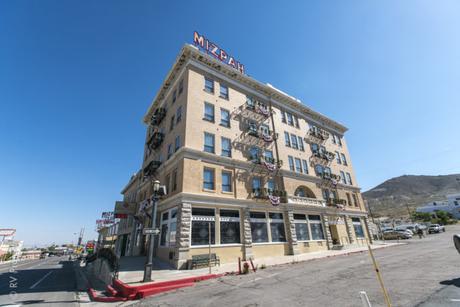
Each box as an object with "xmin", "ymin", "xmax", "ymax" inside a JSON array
[{"xmin": 133, "ymin": 224, "xmax": 460, "ymax": 307}]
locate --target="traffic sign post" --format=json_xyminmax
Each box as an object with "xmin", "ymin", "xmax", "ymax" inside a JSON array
[{"xmin": 143, "ymin": 228, "xmax": 160, "ymax": 235}]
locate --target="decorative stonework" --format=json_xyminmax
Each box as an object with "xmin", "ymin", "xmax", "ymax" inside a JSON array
[
  {"xmin": 174, "ymin": 203, "xmax": 191, "ymax": 269},
  {"xmin": 242, "ymin": 208, "xmax": 253, "ymax": 260},
  {"xmin": 344, "ymin": 216, "xmax": 356, "ymax": 244},
  {"xmin": 285, "ymin": 210, "xmax": 299, "ymax": 255},
  {"xmin": 322, "ymin": 215, "xmax": 333, "ymax": 250}
]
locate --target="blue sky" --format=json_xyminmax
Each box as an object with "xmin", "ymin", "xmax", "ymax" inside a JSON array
[{"xmin": 1, "ymin": 1, "xmax": 459, "ymax": 246}]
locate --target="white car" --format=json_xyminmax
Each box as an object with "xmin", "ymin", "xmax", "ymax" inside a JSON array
[{"xmin": 428, "ymin": 224, "xmax": 446, "ymax": 234}]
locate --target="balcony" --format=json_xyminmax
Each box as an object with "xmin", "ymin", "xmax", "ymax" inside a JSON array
[
  {"xmin": 250, "ymin": 154, "xmax": 282, "ymax": 170},
  {"xmin": 287, "ymin": 196, "xmax": 325, "ymax": 207},
  {"xmin": 151, "ymin": 108, "xmax": 167, "ymax": 126},
  {"xmin": 251, "ymin": 188, "xmax": 287, "ymax": 199},
  {"xmin": 312, "ymin": 150, "xmax": 335, "ymax": 162},
  {"xmin": 143, "ymin": 160, "xmax": 162, "ymax": 177},
  {"xmin": 147, "ymin": 132, "xmax": 164, "ymax": 150},
  {"xmin": 246, "ymin": 125, "xmax": 278, "ymax": 142},
  {"xmin": 326, "ymin": 198, "xmax": 347, "ymax": 206},
  {"xmin": 306, "ymin": 127, "xmax": 329, "ymax": 142},
  {"xmin": 245, "ymin": 98, "xmax": 271, "ymax": 117}
]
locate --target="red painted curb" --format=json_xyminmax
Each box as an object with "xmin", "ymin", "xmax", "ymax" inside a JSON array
[{"xmin": 88, "ymin": 287, "xmax": 128, "ymax": 302}]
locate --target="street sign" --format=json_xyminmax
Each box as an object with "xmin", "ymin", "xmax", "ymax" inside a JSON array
[{"xmin": 143, "ymin": 228, "xmax": 160, "ymax": 235}]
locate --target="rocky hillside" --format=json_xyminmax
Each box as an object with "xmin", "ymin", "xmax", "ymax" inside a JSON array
[{"xmin": 363, "ymin": 174, "xmax": 460, "ymax": 217}]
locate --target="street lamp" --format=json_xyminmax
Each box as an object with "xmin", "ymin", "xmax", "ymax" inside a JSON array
[{"xmin": 143, "ymin": 179, "xmax": 162, "ymax": 282}]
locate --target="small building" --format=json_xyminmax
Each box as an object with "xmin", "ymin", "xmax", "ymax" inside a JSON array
[
  {"xmin": 20, "ymin": 250, "xmax": 42, "ymax": 260},
  {"xmin": 416, "ymin": 193, "xmax": 460, "ymax": 219}
]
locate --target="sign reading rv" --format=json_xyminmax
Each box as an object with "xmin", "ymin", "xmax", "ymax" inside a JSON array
[{"xmin": 193, "ymin": 31, "xmax": 245, "ymax": 74}]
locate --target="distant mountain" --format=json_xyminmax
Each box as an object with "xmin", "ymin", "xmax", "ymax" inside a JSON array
[{"xmin": 363, "ymin": 174, "xmax": 460, "ymax": 217}]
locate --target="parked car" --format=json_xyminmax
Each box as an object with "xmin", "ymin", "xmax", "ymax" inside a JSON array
[
  {"xmin": 383, "ymin": 230, "xmax": 412, "ymax": 240},
  {"xmin": 428, "ymin": 224, "xmax": 446, "ymax": 234}
]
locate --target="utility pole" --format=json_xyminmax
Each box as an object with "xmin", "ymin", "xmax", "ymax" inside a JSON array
[{"xmin": 406, "ymin": 204, "xmax": 413, "ymax": 223}]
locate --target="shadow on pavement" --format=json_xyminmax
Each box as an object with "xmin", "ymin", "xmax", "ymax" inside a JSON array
[{"xmin": 440, "ymin": 277, "xmax": 460, "ymax": 288}]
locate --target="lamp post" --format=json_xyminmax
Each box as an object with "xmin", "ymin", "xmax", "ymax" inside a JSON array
[{"xmin": 143, "ymin": 179, "xmax": 160, "ymax": 282}]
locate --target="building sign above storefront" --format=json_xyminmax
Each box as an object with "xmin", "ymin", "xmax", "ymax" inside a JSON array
[{"xmin": 193, "ymin": 31, "xmax": 245, "ymax": 74}]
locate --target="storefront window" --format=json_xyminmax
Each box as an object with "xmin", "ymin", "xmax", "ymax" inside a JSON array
[
  {"xmin": 352, "ymin": 217, "xmax": 365, "ymax": 238},
  {"xmin": 269, "ymin": 213, "xmax": 286, "ymax": 242},
  {"xmin": 250, "ymin": 212, "xmax": 268, "ymax": 243},
  {"xmin": 293, "ymin": 214, "xmax": 310, "ymax": 241},
  {"xmin": 309, "ymin": 215, "xmax": 325, "ymax": 240},
  {"xmin": 191, "ymin": 208, "xmax": 215, "ymax": 245},
  {"xmin": 220, "ymin": 209, "xmax": 240, "ymax": 244}
]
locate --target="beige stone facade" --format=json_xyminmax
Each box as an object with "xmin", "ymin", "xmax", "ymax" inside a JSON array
[{"xmin": 115, "ymin": 44, "xmax": 371, "ymax": 269}]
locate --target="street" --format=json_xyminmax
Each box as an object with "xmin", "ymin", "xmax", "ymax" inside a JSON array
[
  {"xmin": 133, "ymin": 224, "xmax": 460, "ymax": 307},
  {"xmin": 0, "ymin": 256, "xmax": 80, "ymax": 306}
]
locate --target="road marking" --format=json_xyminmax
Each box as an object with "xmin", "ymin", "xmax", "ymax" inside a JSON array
[
  {"xmin": 30, "ymin": 271, "xmax": 53, "ymax": 289},
  {"xmin": 451, "ymin": 299, "xmax": 460, "ymax": 302}
]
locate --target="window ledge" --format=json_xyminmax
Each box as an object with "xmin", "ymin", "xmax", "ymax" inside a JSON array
[
  {"xmin": 202, "ymin": 188, "xmax": 216, "ymax": 193},
  {"xmin": 203, "ymin": 89, "xmax": 215, "ymax": 94},
  {"xmin": 219, "ymin": 123, "xmax": 231, "ymax": 128},
  {"xmin": 202, "ymin": 118, "xmax": 215, "ymax": 123},
  {"xmin": 190, "ymin": 243, "xmax": 243, "ymax": 249},
  {"xmin": 252, "ymin": 242, "xmax": 288, "ymax": 246},
  {"xmin": 221, "ymin": 191, "xmax": 234, "ymax": 195}
]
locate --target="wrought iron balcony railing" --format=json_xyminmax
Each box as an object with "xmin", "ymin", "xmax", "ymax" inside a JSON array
[
  {"xmin": 151, "ymin": 108, "xmax": 167, "ymax": 126},
  {"xmin": 143, "ymin": 160, "xmax": 162, "ymax": 177},
  {"xmin": 147, "ymin": 132, "xmax": 165, "ymax": 150},
  {"xmin": 306, "ymin": 127, "xmax": 329, "ymax": 142}
]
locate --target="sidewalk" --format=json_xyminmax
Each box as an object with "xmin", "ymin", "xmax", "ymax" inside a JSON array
[{"xmin": 118, "ymin": 241, "xmax": 403, "ymax": 286}]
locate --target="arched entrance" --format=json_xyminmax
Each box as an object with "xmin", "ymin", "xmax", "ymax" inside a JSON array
[{"xmin": 294, "ymin": 186, "xmax": 316, "ymax": 198}]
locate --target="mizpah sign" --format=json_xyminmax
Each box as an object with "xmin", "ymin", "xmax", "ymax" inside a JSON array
[{"xmin": 193, "ymin": 31, "xmax": 245, "ymax": 74}]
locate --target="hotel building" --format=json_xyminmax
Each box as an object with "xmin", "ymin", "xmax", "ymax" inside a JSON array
[{"xmin": 113, "ymin": 43, "xmax": 371, "ymax": 269}]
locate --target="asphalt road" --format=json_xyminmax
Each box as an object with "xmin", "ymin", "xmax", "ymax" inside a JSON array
[
  {"xmin": 133, "ymin": 224, "xmax": 460, "ymax": 307},
  {"xmin": 0, "ymin": 256, "xmax": 80, "ymax": 306}
]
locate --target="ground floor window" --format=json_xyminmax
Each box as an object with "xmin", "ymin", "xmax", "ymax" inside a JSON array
[
  {"xmin": 309, "ymin": 215, "xmax": 325, "ymax": 240},
  {"xmin": 269, "ymin": 213, "xmax": 286, "ymax": 242},
  {"xmin": 293, "ymin": 214, "xmax": 310, "ymax": 241},
  {"xmin": 191, "ymin": 208, "xmax": 215, "ymax": 245},
  {"xmin": 160, "ymin": 207, "xmax": 177, "ymax": 247},
  {"xmin": 352, "ymin": 217, "xmax": 365, "ymax": 238},
  {"xmin": 220, "ymin": 209, "xmax": 241, "ymax": 244},
  {"xmin": 250, "ymin": 212, "xmax": 268, "ymax": 243}
]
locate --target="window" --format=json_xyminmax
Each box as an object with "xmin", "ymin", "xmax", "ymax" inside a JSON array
[
  {"xmin": 332, "ymin": 134, "xmax": 337, "ymax": 144},
  {"xmin": 191, "ymin": 208, "xmax": 215, "ymax": 245},
  {"xmin": 252, "ymin": 177, "xmax": 262, "ymax": 196},
  {"xmin": 281, "ymin": 111, "xmax": 286, "ymax": 123},
  {"xmin": 324, "ymin": 167, "xmax": 331, "ymax": 178},
  {"xmin": 204, "ymin": 77, "xmax": 214, "ymax": 93},
  {"xmin": 260, "ymin": 124, "xmax": 270, "ymax": 137},
  {"xmin": 250, "ymin": 212, "xmax": 268, "ymax": 243},
  {"xmin": 176, "ymin": 106, "xmax": 182, "ymax": 124},
  {"xmin": 322, "ymin": 189, "xmax": 330, "ymax": 201},
  {"xmin": 315, "ymin": 164, "xmax": 323, "ymax": 176},
  {"xmin": 352, "ymin": 217, "xmax": 364, "ymax": 238},
  {"xmin": 295, "ymin": 158, "xmax": 302, "ymax": 173},
  {"xmin": 335, "ymin": 151, "xmax": 341, "ymax": 164},
  {"xmin": 165, "ymin": 174, "xmax": 171, "ymax": 197},
  {"xmin": 167, "ymin": 143, "xmax": 173, "ymax": 159},
  {"xmin": 288, "ymin": 156, "xmax": 295, "ymax": 171},
  {"xmin": 220, "ymin": 84, "xmax": 229, "ymax": 99},
  {"xmin": 352, "ymin": 194, "xmax": 359, "ymax": 207},
  {"xmin": 341, "ymin": 153, "xmax": 348, "ymax": 166},
  {"xmin": 346, "ymin": 172, "xmax": 353, "ymax": 185},
  {"xmin": 264, "ymin": 150, "xmax": 274, "ymax": 163},
  {"xmin": 222, "ymin": 171, "xmax": 232, "ymax": 192},
  {"xmin": 269, "ymin": 213, "xmax": 286, "ymax": 242},
  {"xmin": 309, "ymin": 215, "xmax": 325, "ymax": 240},
  {"xmin": 221, "ymin": 137, "xmax": 232, "ymax": 157},
  {"xmin": 172, "ymin": 169, "xmax": 177, "ymax": 191},
  {"xmin": 337, "ymin": 136, "xmax": 342, "ymax": 146},
  {"xmin": 266, "ymin": 179, "xmax": 275, "ymax": 195},
  {"xmin": 294, "ymin": 116, "xmax": 300, "ymax": 128},
  {"xmin": 160, "ymin": 208, "xmax": 177, "ymax": 247},
  {"xmin": 250, "ymin": 146, "xmax": 260, "ymax": 160},
  {"xmin": 172, "ymin": 90, "xmax": 177, "ymax": 103},
  {"xmin": 170, "ymin": 115, "xmax": 175, "ymax": 131},
  {"xmin": 284, "ymin": 132, "xmax": 291, "ymax": 147},
  {"xmin": 287, "ymin": 113, "xmax": 294, "ymax": 126},
  {"xmin": 203, "ymin": 102, "xmax": 215, "ymax": 122},
  {"xmin": 246, "ymin": 96, "xmax": 255, "ymax": 109},
  {"xmin": 204, "ymin": 132, "xmax": 215, "ymax": 153},
  {"xmin": 178, "ymin": 79, "xmax": 184, "ymax": 95},
  {"xmin": 298, "ymin": 137, "xmax": 304, "ymax": 151},
  {"xmin": 294, "ymin": 214, "xmax": 310, "ymax": 241},
  {"xmin": 203, "ymin": 168, "xmax": 215, "ymax": 190},
  {"xmin": 340, "ymin": 171, "xmax": 346, "ymax": 184},
  {"xmin": 302, "ymin": 160, "xmax": 309, "ymax": 174},
  {"xmin": 311, "ymin": 143, "xmax": 319, "ymax": 154},
  {"xmin": 220, "ymin": 210, "xmax": 240, "ymax": 244},
  {"xmin": 291, "ymin": 134, "xmax": 298, "ymax": 149},
  {"xmin": 175, "ymin": 136, "xmax": 181, "ymax": 152},
  {"xmin": 346, "ymin": 193, "xmax": 352, "ymax": 206},
  {"xmin": 220, "ymin": 108, "xmax": 230, "ymax": 127}
]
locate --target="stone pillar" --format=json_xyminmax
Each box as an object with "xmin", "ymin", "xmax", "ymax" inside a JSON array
[
  {"xmin": 242, "ymin": 208, "xmax": 253, "ymax": 260},
  {"xmin": 174, "ymin": 203, "xmax": 192, "ymax": 269},
  {"xmin": 344, "ymin": 216, "xmax": 356, "ymax": 245},
  {"xmin": 284, "ymin": 210, "xmax": 299, "ymax": 255},
  {"xmin": 321, "ymin": 214, "xmax": 333, "ymax": 250},
  {"xmin": 363, "ymin": 216, "xmax": 373, "ymax": 244}
]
